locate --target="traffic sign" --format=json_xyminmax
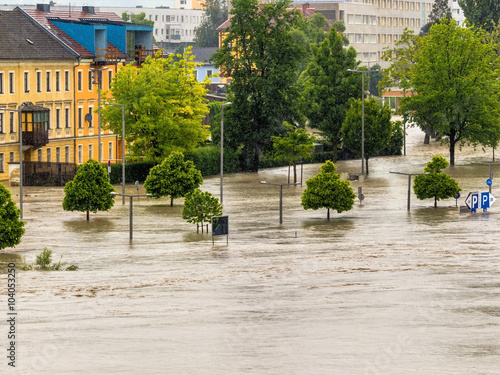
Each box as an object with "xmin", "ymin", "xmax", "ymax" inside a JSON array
[
  {"xmin": 465, "ymin": 191, "xmax": 496, "ymax": 212},
  {"xmin": 487, "ymin": 179, "xmax": 492, "ymax": 186}
]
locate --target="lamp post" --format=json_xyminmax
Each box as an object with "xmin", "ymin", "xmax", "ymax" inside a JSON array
[
  {"xmin": 220, "ymin": 102, "xmax": 231, "ymax": 204},
  {"xmin": 390, "ymin": 171, "xmax": 428, "ymax": 210},
  {"xmin": 110, "ymin": 192, "xmax": 152, "ymax": 240},
  {"xmin": 90, "ymin": 67, "xmax": 108, "ymax": 163},
  {"xmin": 0, "ymin": 102, "xmax": 49, "ymax": 219},
  {"xmin": 260, "ymin": 181, "xmax": 300, "ymax": 224},
  {"xmin": 105, "ymin": 102, "xmax": 126, "ymax": 205}
]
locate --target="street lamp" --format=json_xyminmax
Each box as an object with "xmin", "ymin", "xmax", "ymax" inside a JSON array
[
  {"xmin": 90, "ymin": 67, "xmax": 108, "ymax": 163},
  {"xmin": 260, "ymin": 181, "xmax": 300, "ymax": 224},
  {"xmin": 110, "ymin": 192, "xmax": 152, "ymax": 240},
  {"xmin": 389, "ymin": 171, "xmax": 428, "ymax": 210},
  {"xmin": 220, "ymin": 102, "xmax": 232, "ymax": 204},
  {"xmin": 0, "ymin": 102, "xmax": 49, "ymax": 219},
  {"xmin": 348, "ymin": 68, "xmax": 377, "ymax": 175},
  {"xmin": 105, "ymin": 102, "xmax": 126, "ymax": 205}
]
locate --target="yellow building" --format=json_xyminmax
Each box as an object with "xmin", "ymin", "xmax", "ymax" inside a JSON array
[{"xmin": 0, "ymin": 5, "xmax": 154, "ymax": 184}]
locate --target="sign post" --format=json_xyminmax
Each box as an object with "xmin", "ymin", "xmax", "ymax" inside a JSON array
[
  {"xmin": 465, "ymin": 191, "xmax": 496, "ymax": 213},
  {"xmin": 212, "ymin": 215, "xmax": 229, "ymax": 245}
]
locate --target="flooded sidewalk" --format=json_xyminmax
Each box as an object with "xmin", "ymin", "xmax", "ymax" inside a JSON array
[{"xmin": 1, "ymin": 126, "xmax": 499, "ymax": 374}]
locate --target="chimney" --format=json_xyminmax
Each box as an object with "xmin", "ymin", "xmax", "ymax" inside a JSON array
[
  {"xmin": 36, "ymin": 3, "xmax": 51, "ymax": 13},
  {"xmin": 82, "ymin": 6, "xmax": 95, "ymax": 14}
]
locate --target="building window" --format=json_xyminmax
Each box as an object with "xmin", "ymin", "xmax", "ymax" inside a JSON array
[
  {"xmin": 65, "ymin": 108, "xmax": 70, "ymax": 128},
  {"xmin": 37, "ymin": 71, "xmax": 42, "ymax": 92},
  {"xmin": 9, "ymin": 113, "xmax": 15, "ymax": 133},
  {"xmin": 88, "ymin": 71, "xmax": 93, "ymax": 91},
  {"xmin": 88, "ymin": 107, "xmax": 93, "ymax": 127},
  {"xmin": 65, "ymin": 71, "xmax": 70, "ymax": 91},
  {"xmin": 24, "ymin": 72, "xmax": 29, "ymax": 93},
  {"xmin": 55, "ymin": 71, "xmax": 61, "ymax": 92},
  {"xmin": 46, "ymin": 71, "xmax": 51, "ymax": 92},
  {"xmin": 89, "ymin": 144, "xmax": 93, "ymax": 160},
  {"xmin": 47, "ymin": 148, "xmax": 52, "ymax": 163},
  {"xmin": 78, "ymin": 108, "xmax": 83, "ymax": 129},
  {"xmin": 206, "ymin": 69, "xmax": 213, "ymax": 77},
  {"xmin": 9, "ymin": 72, "xmax": 14, "ymax": 94},
  {"xmin": 0, "ymin": 72, "xmax": 3, "ymax": 94},
  {"xmin": 108, "ymin": 141, "xmax": 113, "ymax": 160},
  {"xmin": 56, "ymin": 147, "xmax": 61, "ymax": 163},
  {"xmin": 38, "ymin": 149, "xmax": 42, "ymax": 162},
  {"xmin": 65, "ymin": 146, "xmax": 70, "ymax": 163},
  {"xmin": 0, "ymin": 153, "xmax": 4, "ymax": 173},
  {"xmin": 9, "ymin": 151, "xmax": 14, "ymax": 163},
  {"xmin": 77, "ymin": 71, "xmax": 83, "ymax": 91},
  {"xmin": 0, "ymin": 113, "xmax": 3, "ymax": 133},
  {"xmin": 108, "ymin": 70, "xmax": 113, "ymax": 89},
  {"xmin": 56, "ymin": 108, "xmax": 61, "ymax": 129},
  {"xmin": 78, "ymin": 145, "xmax": 83, "ymax": 164}
]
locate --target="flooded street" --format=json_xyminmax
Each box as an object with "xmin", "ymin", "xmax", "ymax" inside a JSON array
[{"xmin": 1, "ymin": 125, "xmax": 499, "ymax": 374}]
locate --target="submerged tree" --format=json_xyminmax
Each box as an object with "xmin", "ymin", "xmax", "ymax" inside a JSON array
[
  {"xmin": 301, "ymin": 161, "xmax": 355, "ymax": 220},
  {"xmin": 182, "ymin": 189, "xmax": 223, "ymax": 232},
  {"xmin": 144, "ymin": 152, "xmax": 203, "ymax": 206},
  {"xmin": 63, "ymin": 160, "xmax": 115, "ymax": 221},
  {"xmin": 413, "ymin": 155, "xmax": 460, "ymax": 208},
  {"xmin": 0, "ymin": 183, "xmax": 25, "ymax": 250}
]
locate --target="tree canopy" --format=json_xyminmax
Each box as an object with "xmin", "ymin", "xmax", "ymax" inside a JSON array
[
  {"xmin": 341, "ymin": 98, "xmax": 393, "ymax": 174},
  {"xmin": 401, "ymin": 20, "xmax": 500, "ymax": 165},
  {"xmin": 459, "ymin": 0, "xmax": 500, "ymax": 33},
  {"xmin": 0, "ymin": 183, "xmax": 25, "ymax": 250},
  {"xmin": 121, "ymin": 12, "xmax": 154, "ymax": 27},
  {"xmin": 301, "ymin": 161, "xmax": 355, "ymax": 220},
  {"xmin": 421, "ymin": 0, "xmax": 452, "ymax": 35},
  {"xmin": 101, "ymin": 48, "xmax": 210, "ymax": 163},
  {"xmin": 62, "ymin": 160, "xmax": 115, "ymax": 221},
  {"xmin": 212, "ymin": 0, "xmax": 304, "ymax": 171},
  {"xmin": 144, "ymin": 151, "xmax": 203, "ymax": 206},
  {"xmin": 194, "ymin": 0, "xmax": 229, "ymax": 47},
  {"xmin": 413, "ymin": 155, "xmax": 461, "ymax": 207},
  {"xmin": 182, "ymin": 189, "xmax": 223, "ymax": 232},
  {"xmin": 299, "ymin": 28, "xmax": 361, "ymax": 161}
]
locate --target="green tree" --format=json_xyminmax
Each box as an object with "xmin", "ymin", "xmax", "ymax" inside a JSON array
[
  {"xmin": 194, "ymin": 0, "xmax": 228, "ymax": 47},
  {"xmin": 121, "ymin": 12, "xmax": 154, "ymax": 27},
  {"xmin": 182, "ymin": 189, "xmax": 223, "ymax": 232},
  {"xmin": 401, "ymin": 20, "xmax": 500, "ymax": 165},
  {"xmin": 299, "ymin": 28, "xmax": 361, "ymax": 161},
  {"xmin": 413, "ymin": 155, "xmax": 461, "ymax": 208},
  {"xmin": 421, "ymin": 0, "xmax": 452, "ymax": 35},
  {"xmin": 144, "ymin": 152, "xmax": 203, "ymax": 206},
  {"xmin": 368, "ymin": 64, "xmax": 383, "ymax": 96},
  {"xmin": 212, "ymin": 0, "xmax": 304, "ymax": 172},
  {"xmin": 272, "ymin": 122, "xmax": 315, "ymax": 183},
  {"xmin": 101, "ymin": 48, "xmax": 210, "ymax": 163},
  {"xmin": 62, "ymin": 160, "xmax": 115, "ymax": 221},
  {"xmin": 341, "ymin": 98, "xmax": 393, "ymax": 174},
  {"xmin": 459, "ymin": 0, "xmax": 500, "ymax": 32},
  {"xmin": 0, "ymin": 183, "xmax": 25, "ymax": 250},
  {"xmin": 301, "ymin": 161, "xmax": 356, "ymax": 220}
]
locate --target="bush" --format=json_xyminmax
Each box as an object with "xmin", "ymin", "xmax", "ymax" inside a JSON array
[
  {"xmin": 185, "ymin": 145, "xmax": 242, "ymax": 176},
  {"xmin": 109, "ymin": 161, "xmax": 156, "ymax": 184},
  {"xmin": 21, "ymin": 248, "xmax": 78, "ymax": 271}
]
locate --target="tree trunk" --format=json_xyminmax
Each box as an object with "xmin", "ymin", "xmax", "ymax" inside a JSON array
[
  {"xmin": 331, "ymin": 139, "xmax": 339, "ymax": 162},
  {"xmin": 365, "ymin": 158, "xmax": 369, "ymax": 175},
  {"xmin": 293, "ymin": 163, "xmax": 297, "ymax": 184},
  {"xmin": 201, "ymin": 221, "xmax": 204, "ymax": 233},
  {"xmin": 434, "ymin": 196, "xmax": 437, "ymax": 208},
  {"xmin": 252, "ymin": 144, "xmax": 260, "ymax": 172},
  {"xmin": 423, "ymin": 126, "xmax": 432, "ymax": 144},
  {"xmin": 449, "ymin": 141, "xmax": 456, "ymax": 166},
  {"xmin": 288, "ymin": 164, "xmax": 290, "ymax": 184},
  {"xmin": 170, "ymin": 197, "xmax": 174, "ymax": 206},
  {"xmin": 86, "ymin": 210, "xmax": 89, "ymax": 221},
  {"xmin": 327, "ymin": 208, "xmax": 330, "ymax": 220}
]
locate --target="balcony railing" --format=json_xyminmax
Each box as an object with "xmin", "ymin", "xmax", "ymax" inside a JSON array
[
  {"xmin": 95, "ymin": 48, "xmax": 121, "ymax": 65},
  {"xmin": 23, "ymin": 130, "xmax": 49, "ymax": 149}
]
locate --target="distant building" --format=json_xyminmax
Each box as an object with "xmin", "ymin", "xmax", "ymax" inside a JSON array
[{"xmin": 191, "ymin": 47, "xmax": 219, "ymax": 83}]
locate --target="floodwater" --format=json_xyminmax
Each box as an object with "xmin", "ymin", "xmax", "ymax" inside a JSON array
[{"xmin": 1, "ymin": 125, "xmax": 499, "ymax": 374}]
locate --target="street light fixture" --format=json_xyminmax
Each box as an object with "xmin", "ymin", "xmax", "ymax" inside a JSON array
[
  {"xmin": 110, "ymin": 192, "xmax": 152, "ymax": 240},
  {"xmin": 348, "ymin": 68, "xmax": 378, "ymax": 175},
  {"xmin": 90, "ymin": 67, "xmax": 108, "ymax": 163},
  {"xmin": 260, "ymin": 181, "xmax": 301, "ymax": 224},
  {"xmin": 105, "ymin": 102, "xmax": 126, "ymax": 205},
  {"xmin": 220, "ymin": 102, "xmax": 232, "ymax": 204}
]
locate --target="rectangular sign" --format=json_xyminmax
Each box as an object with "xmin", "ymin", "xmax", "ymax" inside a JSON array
[{"xmin": 212, "ymin": 216, "xmax": 229, "ymax": 237}]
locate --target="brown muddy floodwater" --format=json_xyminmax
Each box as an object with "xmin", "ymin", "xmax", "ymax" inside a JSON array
[{"xmin": 0, "ymin": 125, "xmax": 499, "ymax": 374}]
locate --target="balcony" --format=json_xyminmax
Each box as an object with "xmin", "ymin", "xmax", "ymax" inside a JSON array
[
  {"xmin": 23, "ymin": 129, "xmax": 49, "ymax": 149},
  {"xmin": 94, "ymin": 48, "xmax": 122, "ymax": 65}
]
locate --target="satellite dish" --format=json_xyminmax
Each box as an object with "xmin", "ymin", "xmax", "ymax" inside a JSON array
[{"xmin": 85, "ymin": 113, "xmax": 92, "ymax": 122}]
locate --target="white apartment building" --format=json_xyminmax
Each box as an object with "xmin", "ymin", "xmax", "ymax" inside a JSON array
[
  {"xmin": 292, "ymin": 0, "xmax": 455, "ymax": 67},
  {"xmin": 451, "ymin": 0, "xmax": 465, "ymax": 26},
  {"xmin": 99, "ymin": 6, "xmax": 205, "ymax": 52}
]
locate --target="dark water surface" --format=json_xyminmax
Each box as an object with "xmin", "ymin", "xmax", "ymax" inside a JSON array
[{"xmin": 1, "ymin": 126, "xmax": 499, "ymax": 374}]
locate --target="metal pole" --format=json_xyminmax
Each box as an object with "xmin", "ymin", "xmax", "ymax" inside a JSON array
[
  {"xmin": 97, "ymin": 70, "xmax": 102, "ymax": 164},
  {"xmin": 279, "ymin": 184, "xmax": 283, "ymax": 225},
  {"xmin": 129, "ymin": 196, "xmax": 133, "ymax": 240},
  {"xmin": 18, "ymin": 110, "xmax": 23, "ymax": 219},
  {"xmin": 403, "ymin": 65, "xmax": 406, "ymax": 156},
  {"xmin": 361, "ymin": 72, "xmax": 365, "ymax": 175},
  {"xmin": 407, "ymin": 175, "xmax": 411, "ymax": 211},
  {"xmin": 489, "ymin": 165, "xmax": 492, "ymax": 194},
  {"xmin": 220, "ymin": 105, "xmax": 224, "ymax": 204},
  {"xmin": 121, "ymin": 105, "xmax": 126, "ymax": 205}
]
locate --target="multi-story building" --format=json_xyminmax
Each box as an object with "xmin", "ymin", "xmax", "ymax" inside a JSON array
[
  {"xmin": 98, "ymin": 6, "xmax": 205, "ymax": 52},
  {"xmin": 0, "ymin": 4, "xmax": 153, "ymax": 184}
]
